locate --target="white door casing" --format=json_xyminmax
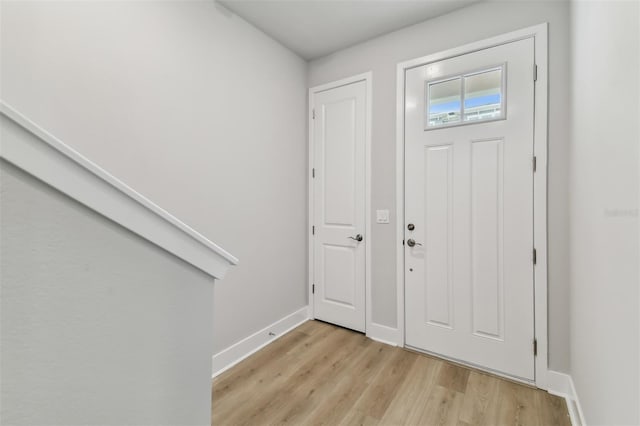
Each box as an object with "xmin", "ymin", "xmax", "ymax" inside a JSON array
[
  {"xmin": 310, "ymin": 77, "xmax": 369, "ymax": 332},
  {"xmin": 404, "ymin": 38, "xmax": 536, "ymax": 380}
]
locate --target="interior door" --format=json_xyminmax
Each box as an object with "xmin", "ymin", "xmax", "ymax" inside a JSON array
[
  {"xmin": 404, "ymin": 38, "xmax": 536, "ymax": 380},
  {"xmin": 312, "ymin": 80, "xmax": 367, "ymax": 332}
]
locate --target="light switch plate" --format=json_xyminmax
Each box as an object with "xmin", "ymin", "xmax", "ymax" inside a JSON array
[{"xmin": 376, "ymin": 209, "xmax": 390, "ymax": 224}]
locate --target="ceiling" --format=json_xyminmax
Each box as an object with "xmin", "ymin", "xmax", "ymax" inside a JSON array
[{"xmin": 218, "ymin": 0, "xmax": 480, "ymax": 60}]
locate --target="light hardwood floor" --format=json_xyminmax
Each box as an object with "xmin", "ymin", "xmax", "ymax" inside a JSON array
[{"xmin": 212, "ymin": 320, "xmax": 570, "ymax": 426}]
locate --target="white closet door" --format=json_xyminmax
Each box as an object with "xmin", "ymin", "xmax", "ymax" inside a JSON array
[{"xmin": 312, "ymin": 80, "xmax": 367, "ymax": 332}]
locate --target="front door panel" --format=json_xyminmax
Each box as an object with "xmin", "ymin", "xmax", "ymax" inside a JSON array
[{"xmin": 404, "ymin": 38, "xmax": 535, "ymax": 380}]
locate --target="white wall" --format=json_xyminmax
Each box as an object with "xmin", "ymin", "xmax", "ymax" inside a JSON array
[
  {"xmin": 0, "ymin": 159, "xmax": 216, "ymax": 425},
  {"xmin": 308, "ymin": 0, "xmax": 572, "ymax": 372},
  {"xmin": 0, "ymin": 1, "xmax": 308, "ymax": 354},
  {"xmin": 569, "ymin": 1, "xmax": 639, "ymax": 424}
]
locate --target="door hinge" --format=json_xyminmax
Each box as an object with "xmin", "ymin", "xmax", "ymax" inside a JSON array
[
  {"xmin": 533, "ymin": 156, "xmax": 537, "ymax": 172},
  {"xmin": 533, "ymin": 248, "xmax": 537, "ymax": 265},
  {"xmin": 312, "ymin": 284, "xmax": 315, "ymax": 294},
  {"xmin": 312, "ymin": 168, "xmax": 315, "ymax": 178},
  {"xmin": 312, "ymin": 225, "xmax": 315, "ymax": 235},
  {"xmin": 533, "ymin": 339, "xmax": 538, "ymax": 356},
  {"xmin": 312, "ymin": 109, "xmax": 315, "ymax": 119},
  {"xmin": 533, "ymin": 64, "xmax": 538, "ymax": 82}
]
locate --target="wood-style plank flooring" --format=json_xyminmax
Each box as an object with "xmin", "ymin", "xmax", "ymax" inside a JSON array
[{"xmin": 212, "ymin": 320, "xmax": 570, "ymax": 426}]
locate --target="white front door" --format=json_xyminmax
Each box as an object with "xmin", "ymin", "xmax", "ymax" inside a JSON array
[
  {"xmin": 312, "ymin": 79, "xmax": 367, "ymax": 332},
  {"xmin": 404, "ymin": 38, "xmax": 536, "ymax": 380}
]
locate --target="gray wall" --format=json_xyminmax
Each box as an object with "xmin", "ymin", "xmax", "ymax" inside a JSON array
[
  {"xmin": 308, "ymin": 0, "xmax": 571, "ymax": 372},
  {"xmin": 0, "ymin": 161, "xmax": 216, "ymax": 425},
  {"xmin": 0, "ymin": 1, "xmax": 308, "ymax": 353},
  {"xmin": 569, "ymin": 1, "xmax": 639, "ymax": 423}
]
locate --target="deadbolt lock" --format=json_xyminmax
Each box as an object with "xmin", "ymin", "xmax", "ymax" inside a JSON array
[{"xmin": 407, "ymin": 223, "xmax": 415, "ymax": 231}]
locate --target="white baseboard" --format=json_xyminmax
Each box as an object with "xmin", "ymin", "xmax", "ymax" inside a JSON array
[
  {"xmin": 547, "ymin": 370, "xmax": 586, "ymax": 426},
  {"xmin": 366, "ymin": 322, "xmax": 401, "ymax": 347},
  {"xmin": 567, "ymin": 374, "xmax": 587, "ymax": 426},
  {"xmin": 212, "ymin": 306, "xmax": 310, "ymax": 378},
  {"xmin": 547, "ymin": 370, "xmax": 572, "ymax": 397}
]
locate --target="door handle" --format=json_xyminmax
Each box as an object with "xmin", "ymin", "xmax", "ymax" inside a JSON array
[
  {"xmin": 348, "ymin": 234, "xmax": 364, "ymax": 242},
  {"xmin": 406, "ymin": 238, "xmax": 422, "ymax": 247}
]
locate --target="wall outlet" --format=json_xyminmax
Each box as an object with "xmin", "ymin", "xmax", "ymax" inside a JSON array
[{"xmin": 376, "ymin": 209, "xmax": 390, "ymax": 224}]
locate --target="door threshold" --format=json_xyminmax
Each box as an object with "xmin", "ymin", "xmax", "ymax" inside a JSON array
[
  {"xmin": 404, "ymin": 344, "xmax": 537, "ymax": 388},
  {"xmin": 312, "ymin": 318, "xmax": 365, "ymax": 335}
]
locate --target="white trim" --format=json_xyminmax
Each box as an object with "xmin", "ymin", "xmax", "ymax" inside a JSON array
[
  {"xmin": 568, "ymin": 374, "xmax": 587, "ymax": 426},
  {"xmin": 531, "ymin": 23, "xmax": 550, "ymax": 390},
  {"xmin": 367, "ymin": 322, "xmax": 401, "ymax": 347},
  {"xmin": 0, "ymin": 101, "xmax": 238, "ymax": 280},
  {"xmin": 395, "ymin": 23, "xmax": 549, "ymax": 385},
  {"xmin": 308, "ymin": 72, "xmax": 373, "ymax": 334},
  {"xmin": 364, "ymin": 74, "xmax": 373, "ymax": 342},
  {"xmin": 211, "ymin": 306, "xmax": 310, "ymax": 378},
  {"xmin": 308, "ymin": 85, "xmax": 315, "ymax": 318},
  {"xmin": 546, "ymin": 370, "xmax": 572, "ymax": 397},
  {"xmin": 547, "ymin": 371, "xmax": 587, "ymax": 426},
  {"xmin": 396, "ymin": 56, "xmax": 407, "ymax": 348}
]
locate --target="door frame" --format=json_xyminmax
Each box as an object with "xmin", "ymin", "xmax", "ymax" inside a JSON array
[
  {"xmin": 308, "ymin": 72, "xmax": 373, "ymax": 333},
  {"xmin": 395, "ymin": 23, "xmax": 550, "ymax": 388}
]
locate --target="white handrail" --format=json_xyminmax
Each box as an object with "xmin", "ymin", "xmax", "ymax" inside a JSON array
[{"xmin": 0, "ymin": 101, "xmax": 238, "ymax": 279}]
